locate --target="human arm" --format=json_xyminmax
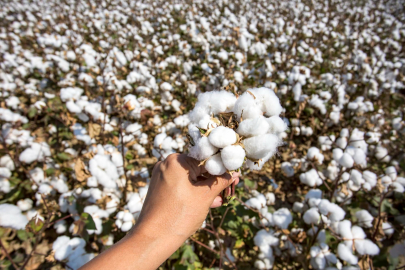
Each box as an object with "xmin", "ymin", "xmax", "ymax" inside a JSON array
[{"xmin": 79, "ymin": 153, "xmax": 239, "ymax": 270}]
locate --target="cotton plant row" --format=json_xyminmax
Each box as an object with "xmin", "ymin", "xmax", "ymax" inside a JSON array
[{"xmin": 1, "ymin": 0, "xmax": 405, "ymax": 269}]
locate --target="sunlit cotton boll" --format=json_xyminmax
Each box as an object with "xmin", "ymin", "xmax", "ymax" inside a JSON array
[
  {"xmin": 188, "ymin": 137, "xmax": 218, "ymax": 161},
  {"xmin": 208, "ymin": 126, "xmax": 237, "ymax": 148},
  {"xmin": 205, "ymin": 154, "xmax": 226, "ymax": 175},
  {"xmin": 221, "ymin": 145, "xmax": 245, "ymax": 170},
  {"xmin": 243, "ymin": 134, "xmax": 280, "ymax": 160}
]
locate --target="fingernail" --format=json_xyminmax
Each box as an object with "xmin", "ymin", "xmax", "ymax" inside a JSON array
[{"xmin": 213, "ymin": 196, "xmax": 223, "ymax": 205}]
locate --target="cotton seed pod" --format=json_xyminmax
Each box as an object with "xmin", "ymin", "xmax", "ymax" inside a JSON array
[
  {"xmin": 237, "ymin": 116, "xmax": 270, "ymax": 137},
  {"xmin": 205, "ymin": 153, "xmax": 226, "ymax": 175},
  {"xmin": 221, "ymin": 145, "xmax": 245, "ymax": 170},
  {"xmin": 243, "ymin": 134, "xmax": 280, "ymax": 160},
  {"xmin": 208, "ymin": 126, "xmax": 237, "ymax": 148}
]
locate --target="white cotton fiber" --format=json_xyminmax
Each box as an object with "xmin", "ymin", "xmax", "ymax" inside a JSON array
[
  {"xmin": 300, "ymin": 169, "xmax": 323, "ymax": 187},
  {"xmin": 221, "ymin": 145, "xmax": 245, "ymax": 170},
  {"xmin": 272, "ymin": 208, "xmax": 292, "ymax": 229},
  {"xmin": 233, "ymin": 93, "xmax": 262, "ymax": 120},
  {"xmin": 339, "ymin": 153, "xmax": 354, "ymax": 168},
  {"xmin": 266, "ymin": 116, "xmax": 288, "ymax": 134},
  {"xmin": 355, "ymin": 210, "xmax": 373, "ymax": 228},
  {"xmin": 303, "ymin": 208, "xmax": 320, "ymax": 224},
  {"xmin": 355, "ymin": 239, "xmax": 380, "ymax": 255},
  {"xmin": 205, "ymin": 154, "xmax": 227, "ymax": 175},
  {"xmin": 188, "ymin": 137, "xmax": 218, "ymax": 160},
  {"xmin": 208, "ymin": 126, "xmax": 237, "ymax": 148},
  {"xmin": 243, "ymin": 134, "xmax": 280, "ymax": 160},
  {"xmin": 307, "ymin": 147, "xmax": 324, "ymax": 164},
  {"xmin": 363, "ymin": 171, "xmax": 377, "ymax": 187},
  {"xmin": 237, "ymin": 117, "xmax": 270, "ymax": 137},
  {"xmin": 0, "ymin": 204, "xmax": 29, "ymax": 230},
  {"xmin": 338, "ymin": 243, "xmax": 358, "ymax": 265},
  {"xmin": 249, "ymin": 87, "xmax": 282, "ymax": 117}
]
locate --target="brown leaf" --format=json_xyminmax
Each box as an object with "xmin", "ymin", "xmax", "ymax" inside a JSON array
[
  {"xmin": 88, "ymin": 123, "xmax": 101, "ymax": 138},
  {"xmin": 358, "ymin": 255, "xmax": 370, "ymax": 270},
  {"xmin": 75, "ymin": 159, "xmax": 91, "ymax": 182},
  {"xmin": 112, "ymin": 136, "xmax": 120, "ymax": 146}
]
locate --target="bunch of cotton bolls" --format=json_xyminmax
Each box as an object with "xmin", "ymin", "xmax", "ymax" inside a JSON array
[{"xmin": 187, "ymin": 87, "xmax": 286, "ymax": 175}]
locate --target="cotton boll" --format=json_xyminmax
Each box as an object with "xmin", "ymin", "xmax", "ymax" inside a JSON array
[
  {"xmin": 188, "ymin": 124, "xmax": 201, "ymax": 142},
  {"xmin": 293, "ymin": 202, "xmax": 305, "ymax": 213},
  {"xmin": 339, "ymin": 153, "xmax": 354, "ymax": 168},
  {"xmin": 355, "ymin": 210, "xmax": 373, "ymax": 228},
  {"xmin": 363, "ymin": 171, "xmax": 377, "ymax": 187},
  {"xmin": 350, "ymin": 170, "xmax": 364, "ymax": 186},
  {"xmin": 307, "ymin": 147, "xmax": 324, "ymax": 164},
  {"xmin": 0, "ymin": 204, "xmax": 29, "ymax": 229},
  {"xmin": 338, "ymin": 243, "xmax": 358, "ymax": 265},
  {"xmin": 249, "ymin": 87, "xmax": 282, "ymax": 117},
  {"xmin": 338, "ymin": 220, "xmax": 353, "ymax": 240},
  {"xmin": 233, "ymin": 93, "xmax": 261, "ymax": 120},
  {"xmin": 281, "ymin": 162, "xmax": 294, "ymax": 177},
  {"xmin": 385, "ymin": 166, "xmax": 397, "ymax": 180},
  {"xmin": 188, "ymin": 137, "xmax": 218, "ymax": 160},
  {"xmin": 208, "ymin": 126, "xmax": 237, "ymax": 148},
  {"xmin": 266, "ymin": 116, "xmax": 288, "ymax": 134},
  {"xmin": 355, "ymin": 239, "xmax": 380, "ymax": 255},
  {"xmin": 243, "ymin": 134, "xmax": 280, "ymax": 160},
  {"xmin": 272, "ymin": 208, "xmax": 292, "ymax": 229},
  {"xmin": 303, "ymin": 208, "xmax": 320, "ymax": 224},
  {"xmin": 300, "ymin": 169, "xmax": 323, "ymax": 187},
  {"xmin": 382, "ymin": 222, "xmax": 394, "ymax": 236},
  {"xmin": 265, "ymin": 193, "xmax": 276, "ymax": 205},
  {"xmin": 333, "ymin": 148, "xmax": 343, "ymax": 162},
  {"xmin": 221, "ymin": 145, "xmax": 245, "ymax": 170},
  {"xmin": 353, "ymin": 148, "xmax": 366, "ymax": 166},
  {"xmin": 237, "ymin": 117, "xmax": 270, "ymax": 137},
  {"xmin": 205, "ymin": 154, "xmax": 226, "ymax": 175}
]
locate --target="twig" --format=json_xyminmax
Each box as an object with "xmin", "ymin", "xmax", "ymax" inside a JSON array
[
  {"xmin": 189, "ymin": 237, "xmax": 219, "ymax": 255},
  {"xmin": 0, "ymin": 239, "xmax": 20, "ymax": 269}
]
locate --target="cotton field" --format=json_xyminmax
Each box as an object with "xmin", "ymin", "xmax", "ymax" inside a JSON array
[{"xmin": 0, "ymin": 0, "xmax": 405, "ymax": 269}]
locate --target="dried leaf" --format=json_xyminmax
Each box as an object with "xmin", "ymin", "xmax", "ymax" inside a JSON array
[
  {"xmin": 88, "ymin": 123, "xmax": 101, "ymax": 138},
  {"xmin": 75, "ymin": 158, "xmax": 91, "ymax": 182}
]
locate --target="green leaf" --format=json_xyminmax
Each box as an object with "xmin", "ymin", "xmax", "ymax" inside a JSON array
[
  {"xmin": 81, "ymin": 212, "xmax": 97, "ymax": 230},
  {"xmin": 17, "ymin": 230, "xmax": 33, "ymax": 241},
  {"xmin": 243, "ymin": 179, "xmax": 256, "ymax": 190},
  {"xmin": 28, "ymin": 107, "xmax": 37, "ymax": 118},
  {"xmin": 45, "ymin": 168, "xmax": 55, "ymax": 176},
  {"xmin": 57, "ymin": 152, "xmax": 71, "ymax": 161},
  {"xmin": 26, "ymin": 216, "xmax": 44, "ymax": 234},
  {"xmin": 126, "ymin": 164, "xmax": 134, "ymax": 170},
  {"xmin": 180, "ymin": 245, "xmax": 199, "ymax": 265},
  {"xmin": 125, "ymin": 152, "xmax": 134, "ymax": 160}
]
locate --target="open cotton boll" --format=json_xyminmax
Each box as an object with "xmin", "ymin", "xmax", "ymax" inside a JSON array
[
  {"xmin": 338, "ymin": 243, "xmax": 358, "ymax": 265},
  {"xmin": 300, "ymin": 169, "xmax": 323, "ymax": 187},
  {"xmin": 272, "ymin": 208, "xmax": 292, "ymax": 229},
  {"xmin": 0, "ymin": 203, "xmax": 29, "ymax": 229},
  {"xmin": 188, "ymin": 137, "xmax": 218, "ymax": 161},
  {"xmin": 355, "ymin": 210, "xmax": 374, "ymax": 228},
  {"xmin": 243, "ymin": 134, "xmax": 280, "ymax": 160},
  {"xmin": 338, "ymin": 153, "xmax": 354, "ymax": 168},
  {"xmin": 233, "ymin": 93, "xmax": 262, "ymax": 120},
  {"xmin": 208, "ymin": 126, "xmax": 237, "ymax": 148},
  {"xmin": 338, "ymin": 220, "xmax": 353, "ymax": 240},
  {"xmin": 237, "ymin": 116, "xmax": 270, "ymax": 137},
  {"xmin": 307, "ymin": 147, "xmax": 324, "ymax": 164},
  {"xmin": 266, "ymin": 116, "xmax": 288, "ymax": 134},
  {"xmin": 205, "ymin": 154, "xmax": 226, "ymax": 175},
  {"xmin": 249, "ymin": 87, "xmax": 282, "ymax": 117},
  {"xmin": 303, "ymin": 208, "xmax": 320, "ymax": 224},
  {"xmin": 221, "ymin": 145, "xmax": 245, "ymax": 170}
]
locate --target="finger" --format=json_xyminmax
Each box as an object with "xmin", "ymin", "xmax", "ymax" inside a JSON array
[
  {"xmin": 210, "ymin": 196, "xmax": 223, "ymax": 208},
  {"xmin": 178, "ymin": 154, "xmax": 207, "ymax": 180},
  {"xmin": 200, "ymin": 172, "xmax": 237, "ymax": 196}
]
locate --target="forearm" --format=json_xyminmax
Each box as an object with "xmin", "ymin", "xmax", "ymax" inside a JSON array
[{"xmin": 79, "ymin": 224, "xmax": 186, "ymax": 270}]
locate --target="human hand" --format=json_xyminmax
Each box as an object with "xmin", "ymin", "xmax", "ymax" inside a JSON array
[
  {"xmin": 135, "ymin": 153, "xmax": 240, "ymax": 238},
  {"xmin": 80, "ymin": 153, "xmax": 239, "ymax": 270}
]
